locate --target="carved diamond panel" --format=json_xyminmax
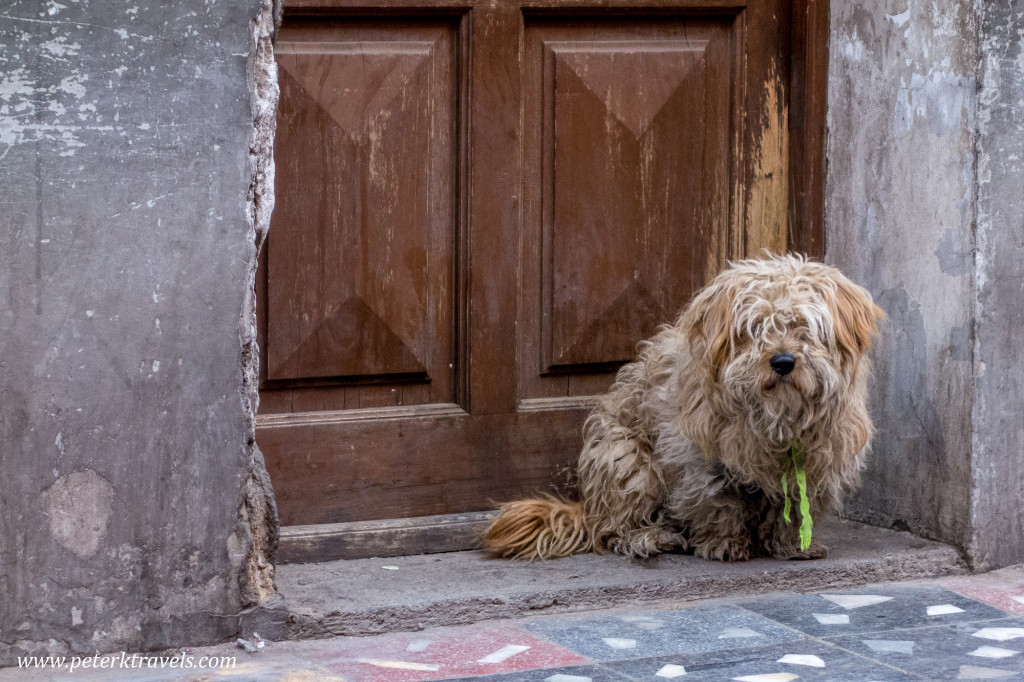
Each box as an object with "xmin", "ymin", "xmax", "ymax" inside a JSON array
[
  {"xmin": 535, "ymin": 26, "xmax": 733, "ymax": 369},
  {"xmin": 267, "ymin": 27, "xmax": 456, "ymax": 387}
]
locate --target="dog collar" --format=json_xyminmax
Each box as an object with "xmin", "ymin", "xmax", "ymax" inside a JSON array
[{"xmin": 781, "ymin": 442, "xmax": 813, "ymax": 551}]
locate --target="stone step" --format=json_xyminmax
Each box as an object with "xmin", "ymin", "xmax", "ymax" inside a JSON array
[{"xmin": 243, "ymin": 517, "xmax": 966, "ymax": 642}]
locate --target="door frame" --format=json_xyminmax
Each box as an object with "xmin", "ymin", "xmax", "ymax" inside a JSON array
[
  {"xmin": 787, "ymin": 0, "xmax": 828, "ymax": 258},
  {"xmin": 266, "ymin": 0, "xmax": 830, "ymax": 563}
]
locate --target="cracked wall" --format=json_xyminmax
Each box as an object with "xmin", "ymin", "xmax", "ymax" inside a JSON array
[
  {"xmin": 0, "ymin": 0, "xmax": 279, "ymax": 663},
  {"xmin": 827, "ymin": 0, "xmax": 1024, "ymax": 567},
  {"xmin": 826, "ymin": 0, "xmax": 978, "ymax": 552},
  {"xmin": 238, "ymin": 0, "xmax": 281, "ymax": 607},
  {"xmin": 970, "ymin": 0, "xmax": 1024, "ymax": 571}
]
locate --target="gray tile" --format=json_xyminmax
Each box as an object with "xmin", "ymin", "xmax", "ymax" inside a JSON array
[
  {"xmin": 828, "ymin": 618, "xmax": 1024, "ymax": 680},
  {"xmin": 521, "ymin": 605, "xmax": 804, "ymax": 662},
  {"xmin": 604, "ymin": 640, "xmax": 917, "ymax": 681},
  {"xmin": 740, "ymin": 586, "xmax": 1008, "ymax": 637},
  {"xmin": 440, "ymin": 663, "xmax": 630, "ymax": 681}
]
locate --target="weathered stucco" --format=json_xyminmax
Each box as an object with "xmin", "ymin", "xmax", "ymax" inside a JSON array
[
  {"xmin": 0, "ymin": 0, "xmax": 279, "ymax": 663},
  {"xmin": 238, "ymin": 0, "xmax": 282, "ymax": 606},
  {"xmin": 827, "ymin": 0, "xmax": 1024, "ymax": 568},
  {"xmin": 826, "ymin": 0, "xmax": 977, "ymax": 552},
  {"xmin": 970, "ymin": 0, "xmax": 1024, "ymax": 571}
]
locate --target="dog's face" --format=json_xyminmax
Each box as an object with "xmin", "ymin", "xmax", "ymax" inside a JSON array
[{"xmin": 684, "ymin": 256, "xmax": 885, "ymax": 437}]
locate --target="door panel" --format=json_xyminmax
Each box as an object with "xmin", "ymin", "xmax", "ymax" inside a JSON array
[
  {"xmin": 259, "ymin": 409, "xmax": 587, "ymax": 524},
  {"xmin": 519, "ymin": 17, "xmax": 734, "ymax": 406},
  {"xmin": 265, "ymin": 19, "xmax": 458, "ymax": 410},
  {"xmin": 260, "ymin": 0, "xmax": 798, "ymax": 528}
]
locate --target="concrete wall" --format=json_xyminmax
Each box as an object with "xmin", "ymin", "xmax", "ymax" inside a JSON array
[
  {"xmin": 826, "ymin": 0, "xmax": 1024, "ymax": 569},
  {"xmin": 0, "ymin": 0, "xmax": 279, "ymax": 663},
  {"xmin": 971, "ymin": 0, "xmax": 1024, "ymax": 570},
  {"xmin": 825, "ymin": 0, "xmax": 977, "ymax": 553}
]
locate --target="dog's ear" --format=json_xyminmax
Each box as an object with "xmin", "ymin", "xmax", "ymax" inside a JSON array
[
  {"xmin": 682, "ymin": 279, "xmax": 736, "ymax": 380},
  {"xmin": 830, "ymin": 275, "xmax": 886, "ymax": 362}
]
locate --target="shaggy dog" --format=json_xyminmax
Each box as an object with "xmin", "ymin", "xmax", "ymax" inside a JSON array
[{"xmin": 484, "ymin": 254, "xmax": 885, "ymax": 562}]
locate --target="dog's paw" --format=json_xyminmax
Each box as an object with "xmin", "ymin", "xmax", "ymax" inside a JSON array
[
  {"xmin": 694, "ymin": 536, "xmax": 752, "ymax": 562},
  {"xmin": 794, "ymin": 542, "xmax": 829, "ymax": 560},
  {"xmin": 772, "ymin": 542, "xmax": 829, "ymax": 561},
  {"xmin": 613, "ymin": 526, "xmax": 686, "ymax": 558}
]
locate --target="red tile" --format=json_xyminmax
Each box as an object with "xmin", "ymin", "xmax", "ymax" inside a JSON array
[
  {"xmin": 942, "ymin": 576, "xmax": 1024, "ymax": 617},
  {"xmin": 307, "ymin": 623, "xmax": 587, "ymax": 682}
]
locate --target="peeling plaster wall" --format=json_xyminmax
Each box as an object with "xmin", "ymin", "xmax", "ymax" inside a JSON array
[
  {"xmin": 970, "ymin": 0, "xmax": 1024, "ymax": 571},
  {"xmin": 0, "ymin": 0, "xmax": 278, "ymax": 663},
  {"xmin": 826, "ymin": 0, "xmax": 978, "ymax": 551},
  {"xmin": 827, "ymin": 0, "xmax": 1024, "ymax": 567}
]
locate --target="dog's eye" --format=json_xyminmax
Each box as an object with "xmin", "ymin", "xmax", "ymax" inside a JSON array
[{"xmin": 749, "ymin": 322, "xmax": 762, "ymax": 336}]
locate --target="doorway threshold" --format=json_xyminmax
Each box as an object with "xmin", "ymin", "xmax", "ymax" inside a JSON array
[{"xmin": 243, "ymin": 517, "xmax": 965, "ymax": 642}]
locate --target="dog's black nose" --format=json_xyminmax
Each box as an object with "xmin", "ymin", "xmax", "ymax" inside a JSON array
[{"xmin": 770, "ymin": 353, "xmax": 796, "ymax": 376}]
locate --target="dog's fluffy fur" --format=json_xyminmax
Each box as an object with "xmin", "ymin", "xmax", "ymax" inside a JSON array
[{"xmin": 484, "ymin": 254, "xmax": 885, "ymax": 562}]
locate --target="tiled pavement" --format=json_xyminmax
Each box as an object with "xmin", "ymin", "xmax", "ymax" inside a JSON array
[
  {"xmin": 9, "ymin": 569, "xmax": 1024, "ymax": 681},
  {"xmin": 363, "ymin": 586, "xmax": 1024, "ymax": 681}
]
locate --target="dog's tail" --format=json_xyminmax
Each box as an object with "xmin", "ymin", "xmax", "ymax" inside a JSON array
[{"xmin": 482, "ymin": 496, "xmax": 594, "ymax": 559}]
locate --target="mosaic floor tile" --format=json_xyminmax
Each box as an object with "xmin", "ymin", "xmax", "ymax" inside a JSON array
[
  {"xmin": 309, "ymin": 623, "xmax": 586, "ymax": 681},
  {"xmin": 438, "ymin": 663, "xmax": 630, "ymax": 681},
  {"xmin": 930, "ymin": 605, "xmax": 968, "ymax": 616},
  {"xmin": 862, "ymin": 639, "xmax": 916, "ymax": 654},
  {"xmin": 969, "ymin": 646, "xmax": 1021, "ymax": 659},
  {"xmin": 942, "ymin": 574, "xmax": 1024, "ymax": 619},
  {"xmin": 741, "ymin": 586, "xmax": 1007, "ymax": 637},
  {"xmin": 828, "ymin": 619, "xmax": 1024, "ymax": 680},
  {"xmin": 777, "ymin": 653, "xmax": 826, "ymax": 667},
  {"xmin": 521, "ymin": 605, "xmax": 804, "ymax": 662},
  {"xmin": 955, "ymin": 664, "xmax": 1018, "ymax": 679},
  {"xmin": 602, "ymin": 640, "xmax": 917, "ymax": 681},
  {"xmin": 821, "ymin": 594, "xmax": 894, "ymax": 609},
  {"xmin": 654, "ymin": 662, "xmax": 689, "ymax": 678},
  {"xmin": 813, "ymin": 613, "xmax": 850, "ymax": 625},
  {"xmin": 972, "ymin": 628, "xmax": 1024, "ymax": 642}
]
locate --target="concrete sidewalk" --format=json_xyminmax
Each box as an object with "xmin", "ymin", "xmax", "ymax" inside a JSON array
[
  {"xmin": 0, "ymin": 518, "xmax": 992, "ymax": 681},
  {"xmin": 249, "ymin": 517, "xmax": 964, "ymax": 641},
  {"xmin": 6, "ymin": 566, "xmax": 1024, "ymax": 681}
]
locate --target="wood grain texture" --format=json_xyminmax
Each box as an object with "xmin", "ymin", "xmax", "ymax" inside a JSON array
[
  {"xmin": 287, "ymin": 0, "xmax": 748, "ymax": 7},
  {"xmin": 259, "ymin": 409, "xmax": 588, "ymax": 525},
  {"xmin": 787, "ymin": 0, "xmax": 828, "ymax": 257},
  {"xmin": 265, "ymin": 18, "xmax": 459, "ymax": 407},
  {"xmin": 259, "ymin": 0, "xmax": 826, "ymax": 529},
  {"xmin": 278, "ymin": 511, "xmax": 498, "ymax": 562},
  {"xmin": 521, "ymin": 18, "xmax": 733, "ymax": 404},
  {"xmin": 465, "ymin": 3, "xmax": 521, "ymax": 415},
  {"xmin": 734, "ymin": 0, "xmax": 791, "ymax": 258}
]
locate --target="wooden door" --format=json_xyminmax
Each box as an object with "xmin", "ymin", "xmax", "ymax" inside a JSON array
[{"xmin": 258, "ymin": 0, "xmax": 825, "ymax": 532}]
